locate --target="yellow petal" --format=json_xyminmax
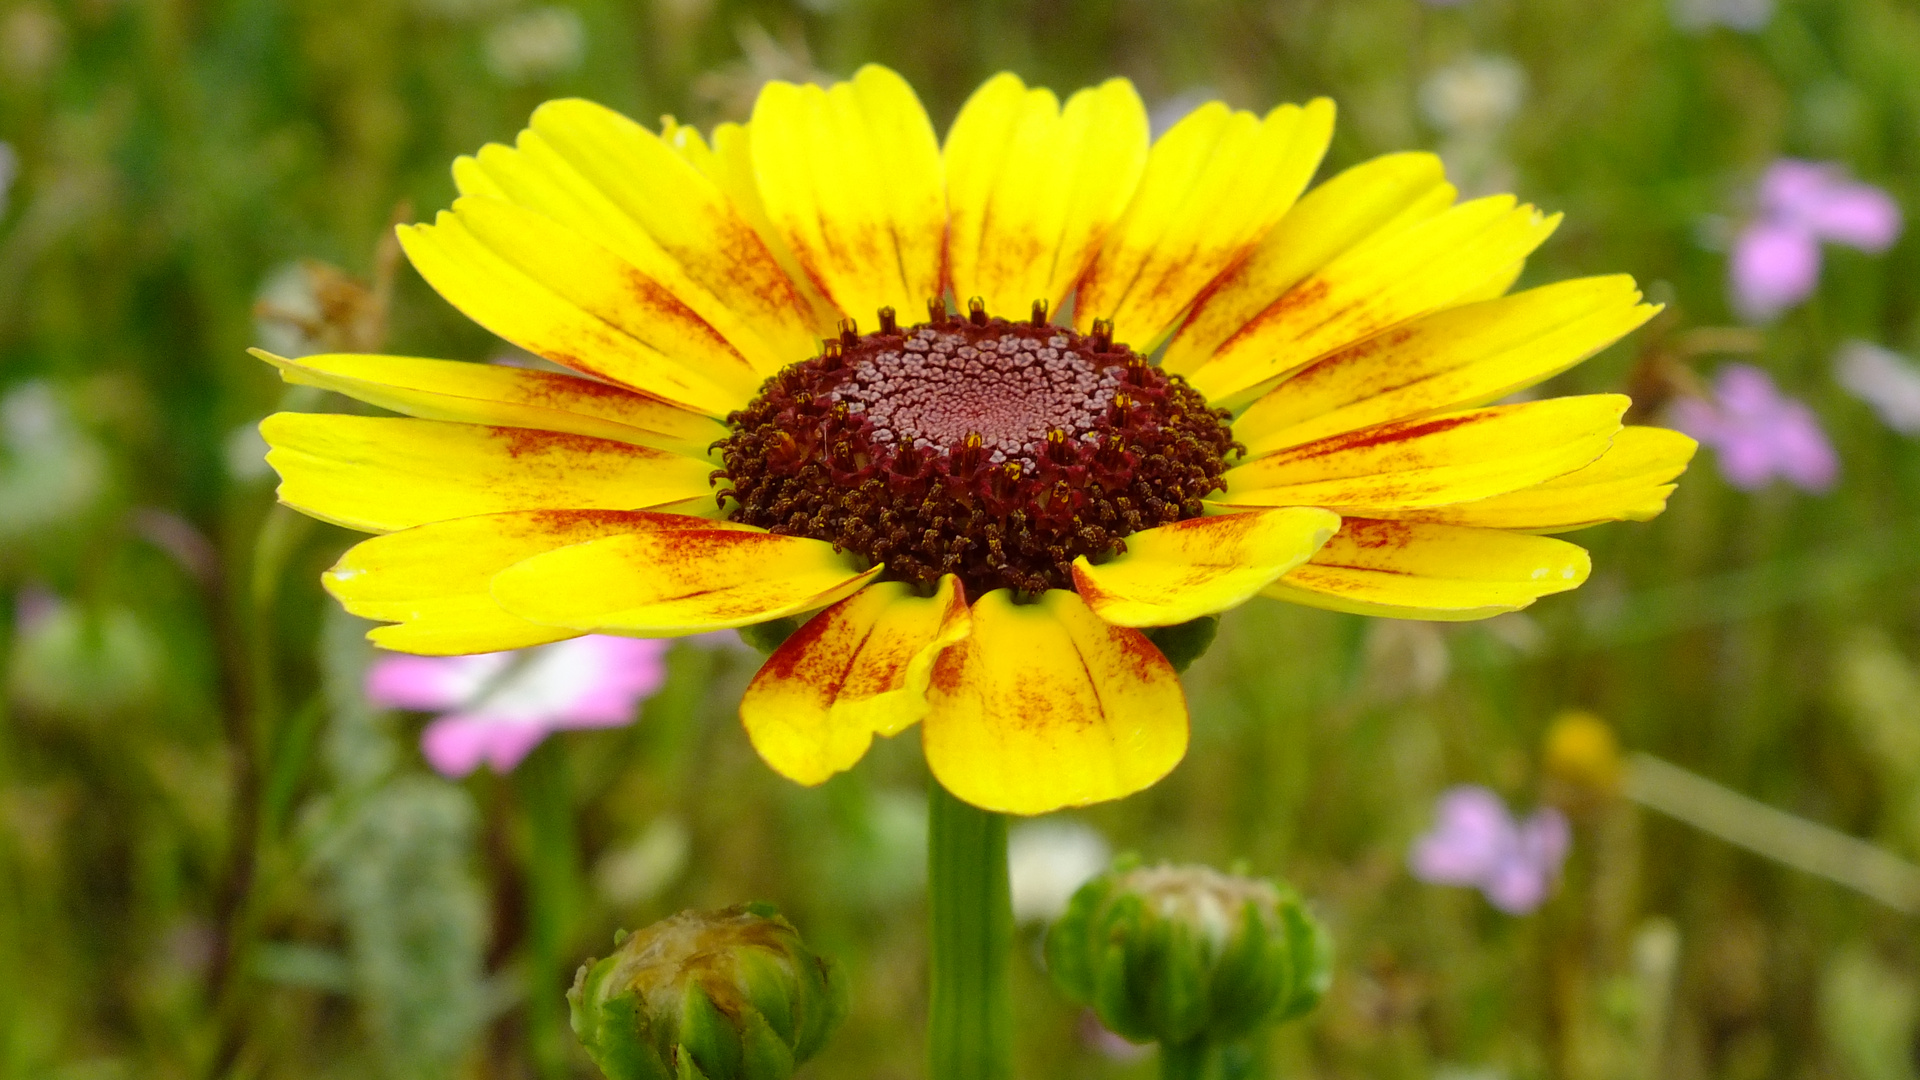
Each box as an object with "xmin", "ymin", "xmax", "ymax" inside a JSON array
[
  {"xmin": 1162, "ymin": 151, "xmax": 1455, "ymax": 376},
  {"xmin": 662, "ymin": 118, "xmax": 842, "ymax": 332},
  {"xmin": 261, "ymin": 413, "xmax": 716, "ymax": 533},
  {"xmin": 537, "ymin": 102, "xmax": 827, "ymax": 356},
  {"xmin": 1075, "ymin": 98, "xmax": 1335, "ymax": 350},
  {"xmin": 1217, "ymin": 395, "xmax": 1627, "ymax": 513},
  {"xmin": 1263, "ymin": 518, "xmax": 1591, "ymax": 620},
  {"xmin": 325, "ymin": 509, "xmax": 735, "ymax": 655},
  {"xmin": 1454, "ymin": 257, "xmax": 1526, "ymax": 303},
  {"xmin": 922, "ymin": 589, "xmax": 1188, "ymax": 815},
  {"xmin": 396, "ymin": 202, "xmax": 755, "ymax": 417},
  {"xmin": 1187, "ymin": 195, "xmax": 1563, "ymax": 406},
  {"xmin": 490, "ymin": 527, "xmax": 882, "ymax": 635},
  {"xmin": 944, "ymin": 73, "xmax": 1148, "ymax": 320},
  {"xmin": 453, "ymin": 102, "xmax": 823, "ymax": 374},
  {"xmin": 750, "ymin": 65, "xmax": 946, "ymax": 326},
  {"xmin": 1072, "ymin": 507, "xmax": 1340, "ymax": 627},
  {"xmin": 1233, "ymin": 276, "xmax": 1659, "ymax": 455},
  {"xmin": 740, "ymin": 576, "xmax": 971, "ymax": 786},
  {"xmin": 1387, "ymin": 426, "xmax": 1698, "ymax": 532},
  {"xmin": 256, "ymin": 349, "xmax": 727, "ymax": 459}
]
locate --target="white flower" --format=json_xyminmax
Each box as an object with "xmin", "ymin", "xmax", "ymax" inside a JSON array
[
  {"xmin": 0, "ymin": 142, "xmax": 16, "ymax": 219},
  {"xmin": 1836, "ymin": 340, "xmax": 1920, "ymax": 435},
  {"xmin": 0, "ymin": 381, "xmax": 104, "ymax": 539},
  {"xmin": 1007, "ymin": 820, "xmax": 1110, "ymax": 924},
  {"xmin": 1670, "ymin": 0, "xmax": 1772, "ymax": 32},
  {"xmin": 483, "ymin": 6, "xmax": 585, "ymax": 85},
  {"xmin": 1419, "ymin": 55, "xmax": 1526, "ymax": 138}
]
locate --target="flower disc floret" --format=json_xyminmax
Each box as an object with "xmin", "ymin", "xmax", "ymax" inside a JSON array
[{"xmin": 717, "ymin": 304, "xmax": 1239, "ymax": 594}]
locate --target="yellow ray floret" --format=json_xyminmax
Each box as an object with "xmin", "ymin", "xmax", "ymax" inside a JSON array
[
  {"xmin": 256, "ymin": 349, "xmax": 727, "ymax": 459},
  {"xmin": 1188, "ymin": 195, "xmax": 1564, "ymax": 405},
  {"xmin": 325, "ymin": 509, "xmax": 745, "ymax": 655},
  {"xmin": 1264, "ymin": 519, "xmax": 1592, "ymax": 620},
  {"xmin": 490, "ymin": 527, "xmax": 881, "ymax": 636},
  {"xmin": 1232, "ymin": 276, "xmax": 1659, "ymax": 455},
  {"xmin": 749, "ymin": 64, "xmax": 947, "ymax": 325},
  {"xmin": 943, "ymin": 73, "xmax": 1148, "ymax": 320},
  {"xmin": 261, "ymin": 413, "xmax": 716, "ymax": 534},
  {"xmin": 397, "ymin": 204, "xmax": 755, "ymax": 417},
  {"xmin": 1161, "ymin": 151, "xmax": 1456, "ymax": 376},
  {"xmin": 1072, "ymin": 507, "xmax": 1340, "ymax": 627},
  {"xmin": 922, "ymin": 589, "xmax": 1188, "ymax": 816},
  {"xmin": 659, "ymin": 118, "xmax": 842, "ymax": 333},
  {"xmin": 741, "ymin": 577, "xmax": 972, "ymax": 787},
  {"xmin": 453, "ymin": 139, "xmax": 798, "ymax": 383},
  {"xmin": 1387, "ymin": 426, "xmax": 1698, "ymax": 533},
  {"xmin": 1075, "ymin": 97, "xmax": 1336, "ymax": 350},
  {"xmin": 1217, "ymin": 395, "xmax": 1627, "ymax": 514},
  {"xmin": 460, "ymin": 98, "xmax": 827, "ymax": 368}
]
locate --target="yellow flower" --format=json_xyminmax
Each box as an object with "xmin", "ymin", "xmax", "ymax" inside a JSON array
[{"xmin": 259, "ymin": 66, "xmax": 1696, "ymax": 815}]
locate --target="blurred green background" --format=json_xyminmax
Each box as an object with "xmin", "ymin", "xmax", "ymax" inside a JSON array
[{"xmin": 7, "ymin": 0, "xmax": 1920, "ymax": 1077}]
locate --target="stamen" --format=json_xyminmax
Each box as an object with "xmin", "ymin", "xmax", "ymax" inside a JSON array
[
  {"xmin": 839, "ymin": 318, "xmax": 859, "ymax": 347},
  {"xmin": 716, "ymin": 307, "xmax": 1235, "ymax": 593}
]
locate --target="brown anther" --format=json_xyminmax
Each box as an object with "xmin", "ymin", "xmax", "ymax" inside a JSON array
[
  {"xmin": 716, "ymin": 305, "xmax": 1233, "ymax": 593},
  {"xmin": 1090, "ymin": 318, "xmax": 1114, "ymax": 351},
  {"xmin": 839, "ymin": 318, "xmax": 859, "ymax": 347},
  {"xmin": 1031, "ymin": 299, "xmax": 1050, "ymax": 327}
]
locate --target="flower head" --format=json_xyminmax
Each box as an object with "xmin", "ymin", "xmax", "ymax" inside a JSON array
[
  {"xmin": 368, "ymin": 635, "xmax": 668, "ymax": 776},
  {"xmin": 1410, "ymin": 785, "xmax": 1569, "ymax": 914},
  {"xmin": 569, "ymin": 903, "xmax": 847, "ymax": 1080},
  {"xmin": 1046, "ymin": 862, "xmax": 1331, "ymax": 1046},
  {"xmin": 1731, "ymin": 160, "xmax": 1902, "ymax": 320},
  {"xmin": 263, "ymin": 65, "xmax": 1692, "ymax": 815},
  {"xmin": 1670, "ymin": 364, "xmax": 1836, "ymax": 492}
]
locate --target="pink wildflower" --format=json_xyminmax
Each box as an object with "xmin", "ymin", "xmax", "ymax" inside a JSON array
[
  {"xmin": 1731, "ymin": 160, "xmax": 1902, "ymax": 320},
  {"xmin": 367, "ymin": 635, "xmax": 670, "ymax": 777},
  {"xmin": 1410, "ymin": 785, "xmax": 1570, "ymax": 915},
  {"xmin": 1670, "ymin": 364, "xmax": 1837, "ymax": 492}
]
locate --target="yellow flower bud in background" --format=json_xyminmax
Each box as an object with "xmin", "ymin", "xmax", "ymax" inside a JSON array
[{"xmin": 1544, "ymin": 710, "xmax": 1625, "ymax": 803}]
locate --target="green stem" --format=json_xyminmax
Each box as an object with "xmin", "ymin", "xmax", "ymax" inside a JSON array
[
  {"xmin": 519, "ymin": 743, "xmax": 581, "ymax": 1080},
  {"xmin": 927, "ymin": 780, "xmax": 1013, "ymax": 1080},
  {"xmin": 1160, "ymin": 1038, "xmax": 1217, "ymax": 1080}
]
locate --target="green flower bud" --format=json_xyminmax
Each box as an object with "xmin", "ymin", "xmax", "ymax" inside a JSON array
[
  {"xmin": 1045, "ymin": 862, "xmax": 1331, "ymax": 1048},
  {"xmin": 569, "ymin": 902, "xmax": 848, "ymax": 1080}
]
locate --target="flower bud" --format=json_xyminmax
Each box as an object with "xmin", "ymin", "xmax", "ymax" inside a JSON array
[
  {"xmin": 1543, "ymin": 709, "xmax": 1624, "ymax": 805},
  {"xmin": 1044, "ymin": 862, "xmax": 1330, "ymax": 1048},
  {"xmin": 568, "ymin": 902, "xmax": 847, "ymax": 1080}
]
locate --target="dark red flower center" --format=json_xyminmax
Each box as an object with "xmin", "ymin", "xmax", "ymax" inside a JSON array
[{"xmin": 715, "ymin": 302, "xmax": 1238, "ymax": 595}]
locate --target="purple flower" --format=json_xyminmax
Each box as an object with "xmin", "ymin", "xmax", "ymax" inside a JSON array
[
  {"xmin": 1410, "ymin": 785, "xmax": 1570, "ymax": 915},
  {"xmin": 1669, "ymin": 364, "xmax": 1838, "ymax": 492},
  {"xmin": 1731, "ymin": 160, "xmax": 1902, "ymax": 320},
  {"xmin": 367, "ymin": 635, "xmax": 670, "ymax": 777}
]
